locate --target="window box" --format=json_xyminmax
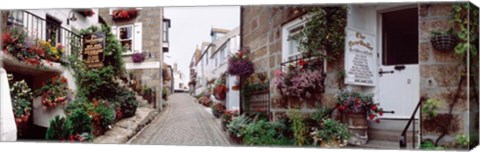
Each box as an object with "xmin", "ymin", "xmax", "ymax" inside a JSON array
[{"xmin": 111, "ymin": 9, "xmax": 139, "ymax": 22}]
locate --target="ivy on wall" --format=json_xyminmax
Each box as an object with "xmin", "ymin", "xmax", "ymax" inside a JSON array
[{"xmin": 296, "ymin": 6, "xmax": 348, "ymax": 60}]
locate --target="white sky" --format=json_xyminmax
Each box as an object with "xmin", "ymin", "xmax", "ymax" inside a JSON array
[{"xmin": 164, "ymin": 6, "xmax": 240, "ymax": 83}]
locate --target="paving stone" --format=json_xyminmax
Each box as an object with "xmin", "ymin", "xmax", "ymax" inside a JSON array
[{"xmin": 128, "ymin": 93, "xmax": 231, "ymax": 146}]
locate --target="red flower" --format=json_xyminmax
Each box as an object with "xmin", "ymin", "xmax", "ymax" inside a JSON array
[
  {"xmin": 61, "ymin": 76, "xmax": 67, "ymax": 84},
  {"xmin": 369, "ymin": 114, "xmax": 375, "ymax": 120},
  {"xmin": 93, "ymin": 99, "xmax": 98, "ymax": 107},
  {"xmin": 378, "ymin": 111, "xmax": 383, "ymax": 116},
  {"xmin": 375, "ymin": 119, "xmax": 380, "ymax": 123},
  {"xmin": 370, "ymin": 105, "xmax": 377, "ymax": 111},
  {"xmin": 2, "ymin": 33, "xmax": 12, "ymax": 44},
  {"xmin": 298, "ymin": 59, "xmax": 307, "ymax": 66},
  {"xmin": 338, "ymin": 105, "xmax": 346, "ymax": 111}
]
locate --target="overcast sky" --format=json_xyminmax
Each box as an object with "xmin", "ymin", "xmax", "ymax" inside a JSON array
[{"xmin": 164, "ymin": 6, "xmax": 240, "ymax": 83}]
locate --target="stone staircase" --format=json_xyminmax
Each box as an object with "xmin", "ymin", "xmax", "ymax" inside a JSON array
[
  {"xmin": 115, "ymin": 79, "xmax": 151, "ymax": 108},
  {"xmin": 351, "ymin": 119, "xmax": 420, "ymax": 150}
]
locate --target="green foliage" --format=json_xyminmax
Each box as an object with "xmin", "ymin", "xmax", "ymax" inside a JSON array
[
  {"xmin": 455, "ymin": 134, "xmax": 469, "ymax": 147},
  {"xmin": 452, "ymin": 3, "xmax": 479, "ymax": 57},
  {"xmin": 296, "ymin": 6, "xmax": 348, "ymax": 59},
  {"xmin": 421, "ymin": 140, "xmax": 445, "ymax": 150},
  {"xmin": 227, "ymin": 114, "xmax": 253, "ymax": 138},
  {"xmin": 286, "ymin": 109, "xmax": 307, "ymax": 146},
  {"xmin": 422, "ymin": 98, "xmax": 442, "ymax": 120},
  {"xmin": 67, "ymin": 108, "xmax": 93, "ymax": 135},
  {"xmin": 113, "ymin": 87, "xmax": 138, "ymax": 118},
  {"xmin": 90, "ymin": 103, "xmax": 115, "ymax": 131},
  {"xmin": 9, "ymin": 79, "xmax": 33, "ymax": 118},
  {"xmin": 242, "ymin": 119, "xmax": 290, "ymax": 145},
  {"xmin": 45, "ymin": 116, "xmax": 70, "ymax": 140},
  {"xmin": 310, "ymin": 118, "xmax": 350, "ymax": 146},
  {"xmin": 312, "ymin": 107, "xmax": 331, "ymax": 123}
]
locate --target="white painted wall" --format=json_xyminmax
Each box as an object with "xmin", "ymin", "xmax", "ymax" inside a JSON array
[{"xmin": 0, "ymin": 68, "xmax": 17, "ymax": 141}]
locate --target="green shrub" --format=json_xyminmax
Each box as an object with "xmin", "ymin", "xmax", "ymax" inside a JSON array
[
  {"xmin": 310, "ymin": 118, "xmax": 350, "ymax": 146},
  {"xmin": 227, "ymin": 114, "xmax": 252, "ymax": 138},
  {"xmin": 45, "ymin": 116, "xmax": 70, "ymax": 140},
  {"xmin": 312, "ymin": 107, "xmax": 331, "ymax": 123},
  {"xmin": 242, "ymin": 119, "xmax": 290, "ymax": 145},
  {"xmin": 45, "ymin": 109, "xmax": 94, "ymax": 142},
  {"xmin": 287, "ymin": 109, "xmax": 308, "ymax": 146}
]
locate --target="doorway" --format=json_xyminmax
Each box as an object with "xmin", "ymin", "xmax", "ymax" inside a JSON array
[{"xmin": 377, "ymin": 7, "xmax": 419, "ymax": 119}]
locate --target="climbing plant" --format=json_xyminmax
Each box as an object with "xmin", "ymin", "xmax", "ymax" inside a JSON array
[
  {"xmin": 452, "ymin": 3, "xmax": 479, "ymax": 57},
  {"xmin": 295, "ymin": 6, "xmax": 348, "ymax": 60}
]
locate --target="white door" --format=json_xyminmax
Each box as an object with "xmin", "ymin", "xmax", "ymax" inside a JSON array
[{"xmin": 377, "ymin": 7, "xmax": 419, "ymax": 119}]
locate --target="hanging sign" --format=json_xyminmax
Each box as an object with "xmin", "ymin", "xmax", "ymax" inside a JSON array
[
  {"xmin": 344, "ymin": 29, "xmax": 376, "ymax": 86},
  {"xmin": 83, "ymin": 32, "xmax": 105, "ymax": 68}
]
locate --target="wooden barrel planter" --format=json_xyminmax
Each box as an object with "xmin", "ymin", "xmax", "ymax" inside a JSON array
[{"xmin": 347, "ymin": 111, "xmax": 368, "ymax": 145}]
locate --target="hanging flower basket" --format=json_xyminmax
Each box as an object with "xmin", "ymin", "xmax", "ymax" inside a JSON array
[
  {"xmin": 213, "ymin": 84, "xmax": 228, "ymax": 101},
  {"xmin": 112, "ymin": 9, "xmax": 139, "ymax": 22},
  {"xmin": 75, "ymin": 9, "xmax": 95, "ymax": 17},
  {"xmin": 430, "ymin": 33, "xmax": 457, "ymax": 52}
]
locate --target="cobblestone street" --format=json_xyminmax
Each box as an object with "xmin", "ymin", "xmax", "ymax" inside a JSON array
[{"xmin": 128, "ymin": 93, "xmax": 231, "ymax": 146}]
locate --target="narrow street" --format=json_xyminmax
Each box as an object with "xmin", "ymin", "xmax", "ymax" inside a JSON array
[{"xmin": 128, "ymin": 93, "xmax": 231, "ymax": 146}]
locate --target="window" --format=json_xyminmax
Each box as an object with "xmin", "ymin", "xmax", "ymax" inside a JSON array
[
  {"xmin": 7, "ymin": 10, "xmax": 24, "ymax": 27},
  {"xmin": 382, "ymin": 8, "xmax": 418, "ymax": 65},
  {"xmin": 112, "ymin": 23, "xmax": 142, "ymax": 54},
  {"xmin": 163, "ymin": 19, "xmax": 170, "ymax": 42},
  {"xmin": 119, "ymin": 25, "xmax": 133, "ymax": 53},
  {"xmin": 46, "ymin": 16, "xmax": 62, "ymax": 45},
  {"xmin": 281, "ymin": 17, "xmax": 306, "ymax": 64}
]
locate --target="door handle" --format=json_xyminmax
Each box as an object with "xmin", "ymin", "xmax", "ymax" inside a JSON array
[{"xmin": 394, "ymin": 65, "xmax": 406, "ymax": 71}]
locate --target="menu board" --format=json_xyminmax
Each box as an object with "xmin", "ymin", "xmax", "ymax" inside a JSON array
[
  {"xmin": 344, "ymin": 29, "xmax": 376, "ymax": 86},
  {"xmin": 83, "ymin": 32, "xmax": 105, "ymax": 68}
]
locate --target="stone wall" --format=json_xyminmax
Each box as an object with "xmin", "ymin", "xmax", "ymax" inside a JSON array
[
  {"xmin": 418, "ymin": 3, "xmax": 471, "ymax": 145},
  {"xmin": 99, "ymin": 8, "xmax": 164, "ymax": 109},
  {"xmin": 241, "ymin": 6, "xmax": 344, "ymax": 120}
]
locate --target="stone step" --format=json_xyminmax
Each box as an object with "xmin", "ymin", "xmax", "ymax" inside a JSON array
[
  {"xmin": 349, "ymin": 140, "xmax": 418, "ymax": 150},
  {"xmin": 368, "ymin": 128, "xmax": 419, "ymax": 142}
]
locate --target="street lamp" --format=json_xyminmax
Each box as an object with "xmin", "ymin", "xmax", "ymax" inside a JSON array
[{"xmin": 67, "ymin": 10, "xmax": 77, "ymax": 25}]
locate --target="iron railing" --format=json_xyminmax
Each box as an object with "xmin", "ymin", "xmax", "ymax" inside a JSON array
[
  {"xmin": 5, "ymin": 10, "xmax": 82, "ymax": 57},
  {"xmin": 400, "ymin": 96, "xmax": 427, "ymax": 149}
]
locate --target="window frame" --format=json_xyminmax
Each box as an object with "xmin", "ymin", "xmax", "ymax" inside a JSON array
[
  {"xmin": 281, "ymin": 17, "xmax": 307, "ymax": 68},
  {"xmin": 117, "ymin": 24, "xmax": 135, "ymax": 54}
]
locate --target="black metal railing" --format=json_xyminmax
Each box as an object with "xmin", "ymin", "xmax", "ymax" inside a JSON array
[
  {"xmin": 400, "ymin": 96, "xmax": 428, "ymax": 149},
  {"xmin": 5, "ymin": 10, "xmax": 82, "ymax": 58}
]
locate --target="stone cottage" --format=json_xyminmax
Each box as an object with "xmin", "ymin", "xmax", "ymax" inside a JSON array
[
  {"xmin": 240, "ymin": 2, "xmax": 478, "ymax": 149},
  {"xmin": 99, "ymin": 7, "xmax": 171, "ymax": 110}
]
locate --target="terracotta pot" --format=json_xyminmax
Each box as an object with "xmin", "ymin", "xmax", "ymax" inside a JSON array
[{"xmin": 231, "ymin": 85, "xmax": 240, "ymax": 90}]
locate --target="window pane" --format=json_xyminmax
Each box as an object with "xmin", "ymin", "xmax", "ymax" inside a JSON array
[
  {"xmin": 382, "ymin": 8, "xmax": 418, "ymax": 65},
  {"xmin": 119, "ymin": 26, "xmax": 132, "ymax": 40},
  {"xmin": 121, "ymin": 40, "xmax": 132, "ymax": 52}
]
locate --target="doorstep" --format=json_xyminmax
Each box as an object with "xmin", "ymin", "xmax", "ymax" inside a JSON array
[{"xmin": 93, "ymin": 107, "xmax": 158, "ymax": 144}]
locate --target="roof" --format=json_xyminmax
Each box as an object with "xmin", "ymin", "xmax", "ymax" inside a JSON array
[{"xmin": 210, "ymin": 28, "xmax": 230, "ymax": 36}]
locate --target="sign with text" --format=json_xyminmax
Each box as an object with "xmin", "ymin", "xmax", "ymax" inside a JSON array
[
  {"xmin": 83, "ymin": 32, "xmax": 105, "ymax": 68},
  {"xmin": 344, "ymin": 29, "xmax": 376, "ymax": 86}
]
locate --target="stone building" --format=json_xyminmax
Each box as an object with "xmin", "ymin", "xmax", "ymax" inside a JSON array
[
  {"xmin": 1, "ymin": 9, "xmax": 101, "ymax": 140},
  {"xmin": 98, "ymin": 8, "xmax": 171, "ymax": 110},
  {"xmin": 240, "ymin": 2, "xmax": 478, "ymax": 149}
]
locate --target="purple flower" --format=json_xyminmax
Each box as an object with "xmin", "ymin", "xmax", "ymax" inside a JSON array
[
  {"xmin": 132, "ymin": 52, "xmax": 145, "ymax": 63},
  {"xmin": 227, "ymin": 57, "xmax": 254, "ymax": 78}
]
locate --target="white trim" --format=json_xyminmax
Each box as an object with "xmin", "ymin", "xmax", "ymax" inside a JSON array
[
  {"xmin": 117, "ymin": 24, "xmax": 135, "ymax": 54},
  {"xmin": 125, "ymin": 61, "xmax": 160, "ymax": 70},
  {"xmin": 281, "ymin": 17, "xmax": 307, "ymax": 66}
]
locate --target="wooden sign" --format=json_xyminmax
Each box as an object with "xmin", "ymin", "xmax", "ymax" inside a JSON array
[
  {"xmin": 83, "ymin": 32, "xmax": 105, "ymax": 68},
  {"xmin": 344, "ymin": 28, "xmax": 376, "ymax": 86}
]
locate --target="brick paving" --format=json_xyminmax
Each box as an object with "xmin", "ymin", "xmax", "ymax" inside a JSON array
[{"xmin": 128, "ymin": 93, "xmax": 231, "ymax": 146}]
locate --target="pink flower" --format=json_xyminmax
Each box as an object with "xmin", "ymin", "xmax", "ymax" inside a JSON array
[{"xmin": 275, "ymin": 69, "xmax": 282, "ymax": 77}]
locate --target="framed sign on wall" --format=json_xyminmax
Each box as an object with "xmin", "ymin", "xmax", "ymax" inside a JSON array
[
  {"xmin": 344, "ymin": 28, "xmax": 376, "ymax": 86},
  {"xmin": 83, "ymin": 32, "xmax": 105, "ymax": 68}
]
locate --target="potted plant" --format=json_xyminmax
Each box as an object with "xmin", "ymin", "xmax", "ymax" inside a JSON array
[
  {"xmin": 430, "ymin": 29, "xmax": 457, "ymax": 52},
  {"xmin": 111, "ymin": 8, "xmax": 139, "ymax": 22},
  {"xmin": 274, "ymin": 60, "xmax": 325, "ymax": 100},
  {"xmin": 226, "ymin": 114, "xmax": 252, "ymax": 144},
  {"xmin": 221, "ymin": 109, "xmax": 240, "ymax": 131},
  {"xmin": 310, "ymin": 118, "xmax": 350, "ymax": 148},
  {"xmin": 335, "ymin": 90, "xmax": 383, "ymax": 145},
  {"xmin": 9, "ymin": 78, "xmax": 33, "ymax": 137},
  {"xmin": 132, "ymin": 52, "xmax": 145, "ymax": 63},
  {"xmin": 35, "ymin": 76, "xmax": 70, "ymax": 110},
  {"xmin": 75, "ymin": 9, "xmax": 95, "ymax": 17},
  {"xmin": 213, "ymin": 83, "xmax": 228, "ymax": 101},
  {"xmin": 227, "ymin": 49, "xmax": 254, "ymax": 78},
  {"xmin": 211, "ymin": 102, "xmax": 226, "ymax": 118}
]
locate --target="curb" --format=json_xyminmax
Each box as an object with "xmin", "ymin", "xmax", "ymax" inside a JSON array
[{"xmin": 93, "ymin": 107, "xmax": 159, "ymax": 144}]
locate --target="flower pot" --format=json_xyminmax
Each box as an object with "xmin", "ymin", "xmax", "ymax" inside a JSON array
[
  {"xmin": 431, "ymin": 34, "xmax": 457, "ymax": 52},
  {"xmin": 347, "ymin": 111, "xmax": 368, "ymax": 145},
  {"xmin": 231, "ymin": 85, "xmax": 240, "ymax": 90},
  {"xmin": 229, "ymin": 133, "xmax": 243, "ymax": 144},
  {"xmin": 320, "ymin": 138, "xmax": 348, "ymax": 148},
  {"xmin": 213, "ymin": 111, "xmax": 222, "ymax": 118}
]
